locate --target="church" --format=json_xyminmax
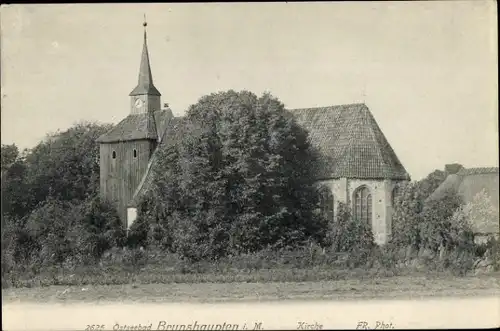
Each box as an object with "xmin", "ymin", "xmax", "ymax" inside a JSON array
[{"xmin": 97, "ymin": 23, "xmax": 410, "ymax": 246}]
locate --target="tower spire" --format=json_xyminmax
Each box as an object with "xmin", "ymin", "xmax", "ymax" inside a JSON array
[{"xmin": 129, "ymin": 15, "xmax": 161, "ymax": 97}]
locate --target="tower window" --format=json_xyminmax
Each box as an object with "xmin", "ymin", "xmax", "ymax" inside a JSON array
[
  {"xmin": 133, "ymin": 149, "xmax": 137, "ymax": 158},
  {"xmin": 112, "ymin": 151, "xmax": 116, "ymax": 159}
]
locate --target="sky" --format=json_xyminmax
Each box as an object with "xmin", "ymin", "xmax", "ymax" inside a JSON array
[{"xmin": 1, "ymin": 2, "xmax": 498, "ymax": 180}]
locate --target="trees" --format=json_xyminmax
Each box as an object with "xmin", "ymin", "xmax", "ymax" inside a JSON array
[
  {"xmin": 452, "ymin": 189, "xmax": 498, "ymax": 236},
  {"xmin": 23, "ymin": 122, "xmax": 112, "ymax": 207},
  {"xmin": 1, "ymin": 122, "xmax": 112, "ymax": 223},
  {"xmin": 140, "ymin": 90, "xmax": 327, "ymax": 260},
  {"xmin": 1, "ymin": 153, "xmax": 29, "ymax": 220},
  {"xmin": 1, "ymin": 144, "xmax": 20, "ymax": 171},
  {"xmin": 76, "ymin": 196, "xmax": 126, "ymax": 261},
  {"xmin": 391, "ymin": 182, "xmax": 425, "ymax": 248},
  {"xmin": 391, "ymin": 179, "xmax": 475, "ymax": 258},
  {"xmin": 449, "ymin": 189, "xmax": 497, "ymax": 247},
  {"xmin": 419, "ymin": 188, "xmax": 465, "ymax": 251},
  {"xmin": 1, "ymin": 122, "xmax": 122, "ymax": 271}
]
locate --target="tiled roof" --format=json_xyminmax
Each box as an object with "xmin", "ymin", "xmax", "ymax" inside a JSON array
[
  {"xmin": 457, "ymin": 167, "xmax": 499, "ymax": 176},
  {"xmin": 96, "ymin": 109, "xmax": 172, "ymax": 143},
  {"xmin": 128, "ymin": 116, "xmax": 188, "ymax": 207},
  {"xmin": 289, "ymin": 103, "xmax": 410, "ymax": 180}
]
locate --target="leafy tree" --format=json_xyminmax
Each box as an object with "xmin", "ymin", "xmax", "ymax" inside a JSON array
[
  {"xmin": 127, "ymin": 193, "xmax": 161, "ymax": 249},
  {"xmin": 23, "ymin": 121, "xmax": 112, "ymax": 209},
  {"xmin": 390, "ymin": 182, "xmax": 425, "ymax": 248},
  {"xmin": 141, "ymin": 90, "xmax": 327, "ymax": 260},
  {"xmin": 452, "ymin": 189, "xmax": 498, "ymax": 236},
  {"xmin": 1, "ymin": 144, "xmax": 20, "ymax": 171},
  {"xmin": 448, "ymin": 189, "xmax": 496, "ymax": 252},
  {"xmin": 76, "ymin": 196, "xmax": 126, "ymax": 262},
  {"xmin": 21, "ymin": 199, "xmax": 79, "ymax": 266},
  {"xmin": 419, "ymin": 188, "xmax": 464, "ymax": 251},
  {"xmin": 1, "ymin": 159, "xmax": 29, "ymax": 220}
]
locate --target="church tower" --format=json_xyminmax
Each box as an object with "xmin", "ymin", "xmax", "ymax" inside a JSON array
[{"xmin": 96, "ymin": 18, "xmax": 168, "ymax": 226}]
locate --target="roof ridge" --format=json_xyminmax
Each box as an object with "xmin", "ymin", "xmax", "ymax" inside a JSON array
[
  {"xmin": 464, "ymin": 166, "xmax": 499, "ymax": 170},
  {"xmin": 457, "ymin": 167, "xmax": 499, "ymax": 176},
  {"xmin": 289, "ymin": 103, "xmax": 367, "ymax": 111}
]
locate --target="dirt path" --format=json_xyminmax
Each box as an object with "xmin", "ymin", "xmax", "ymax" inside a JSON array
[{"xmin": 3, "ymin": 274, "xmax": 499, "ymax": 304}]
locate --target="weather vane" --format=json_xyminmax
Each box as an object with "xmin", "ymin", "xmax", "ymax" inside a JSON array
[{"xmin": 143, "ymin": 14, "xmax": 147, "ymax": 27}]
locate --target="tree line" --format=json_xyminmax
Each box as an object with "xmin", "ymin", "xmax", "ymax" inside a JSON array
[{"xmin": 1, "ymin": 90, "xmax": 495, "ymax": 280}]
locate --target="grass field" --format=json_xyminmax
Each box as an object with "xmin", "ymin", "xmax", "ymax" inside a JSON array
[{"xmin": 3, "ymin": 273, "xmax": 499, "ymax": 304}]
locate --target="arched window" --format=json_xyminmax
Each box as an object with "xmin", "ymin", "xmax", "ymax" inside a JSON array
[
  {"xmin": 318, "ymin": 186, "xmax": 334, "ymax": 221},
  {"xmin": 353, "ymin": 186, "xmax": 372, "ymax": 225},
  {"xmin": 112, "ymin": 151, "xmax": 116, "ymax": 159},
  {"xmin": 133, "ymin": 149, "xmax": 137, "ymax": 158}
]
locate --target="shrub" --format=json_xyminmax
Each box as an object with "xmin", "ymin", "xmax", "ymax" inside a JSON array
[
  {"xmin": 127, "ymin": 211, "xmax": 150, "ymax": 249},
  {"xmin": 326, "ymin": 202, "xmax": 375, "ymax": 267},
  {"xmin": 22, "ymin": 199, "xmax": 80, "ymax": 267},
  {"xmin": 77, "ymin": 196, "xmax": 126, "ymax": 260},
  {"xmin": 390, "ymin": 182, "xmax": 424, "ymax": 249}
]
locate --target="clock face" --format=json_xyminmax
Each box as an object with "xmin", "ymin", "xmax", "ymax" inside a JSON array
[{"xmin": 134, "ymin": 98, "xmax": 143, "ymax": 108}]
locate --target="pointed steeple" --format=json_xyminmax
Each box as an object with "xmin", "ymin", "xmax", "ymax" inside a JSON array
[{"xmin": 129, "ymin": 17, "xmax": 161, "ymax": 96}]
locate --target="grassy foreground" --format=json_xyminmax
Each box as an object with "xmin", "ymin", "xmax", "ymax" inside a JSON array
[{"xmin": 3, "ymin": 273, "xmax": 499, "ymax": 304}]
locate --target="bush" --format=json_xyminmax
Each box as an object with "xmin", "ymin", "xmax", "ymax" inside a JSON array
[
  {"xmin": 480, "ymin": 237, "xmax": 500, "ymax": 271},
  {"xmin": 77, "ymin": 196, "xmax": 126, "ymax": 261},
  {"xmin": 22, "ymin": 199, "xmax": 80, "ymax": 267},
  {"xmin": 326, "ymin": 202, "xmax": 375, "ymax": 267},
  {"xmin": 391, "ymin": 182, "xmax": 424, "ymax": 248},
  {"xmin": 389, "ymin": 180, "xmax": 479, "ymax": 275},
  {"xmin": 419, "ymin": 188, "xmax": 465, "ymax": 251},
  {"xmin": 372, "ymin": 244, "xmax": 399, "ymax": 270}
]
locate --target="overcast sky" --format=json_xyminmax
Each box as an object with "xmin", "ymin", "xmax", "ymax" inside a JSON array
[{"xmin": 1, "ymin": 2, "xmax": 498, "ymax": 180}]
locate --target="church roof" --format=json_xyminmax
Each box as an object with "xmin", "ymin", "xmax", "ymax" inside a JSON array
[
  {"xmin": 96, "ymin": 109, "xmax": 172, "ymax": 143},
  {"xmin": 290, "ymin": 103, "xmax": 410, "ymax": 180},
  {"xmin": 129, "ymin": 29, "xmax": 161, "ymax": 96}
]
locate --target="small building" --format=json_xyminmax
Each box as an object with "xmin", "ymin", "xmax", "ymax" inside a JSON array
[{"xmin": 428, "ymin": 166, "xmax": 500, "ymax": 242}]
